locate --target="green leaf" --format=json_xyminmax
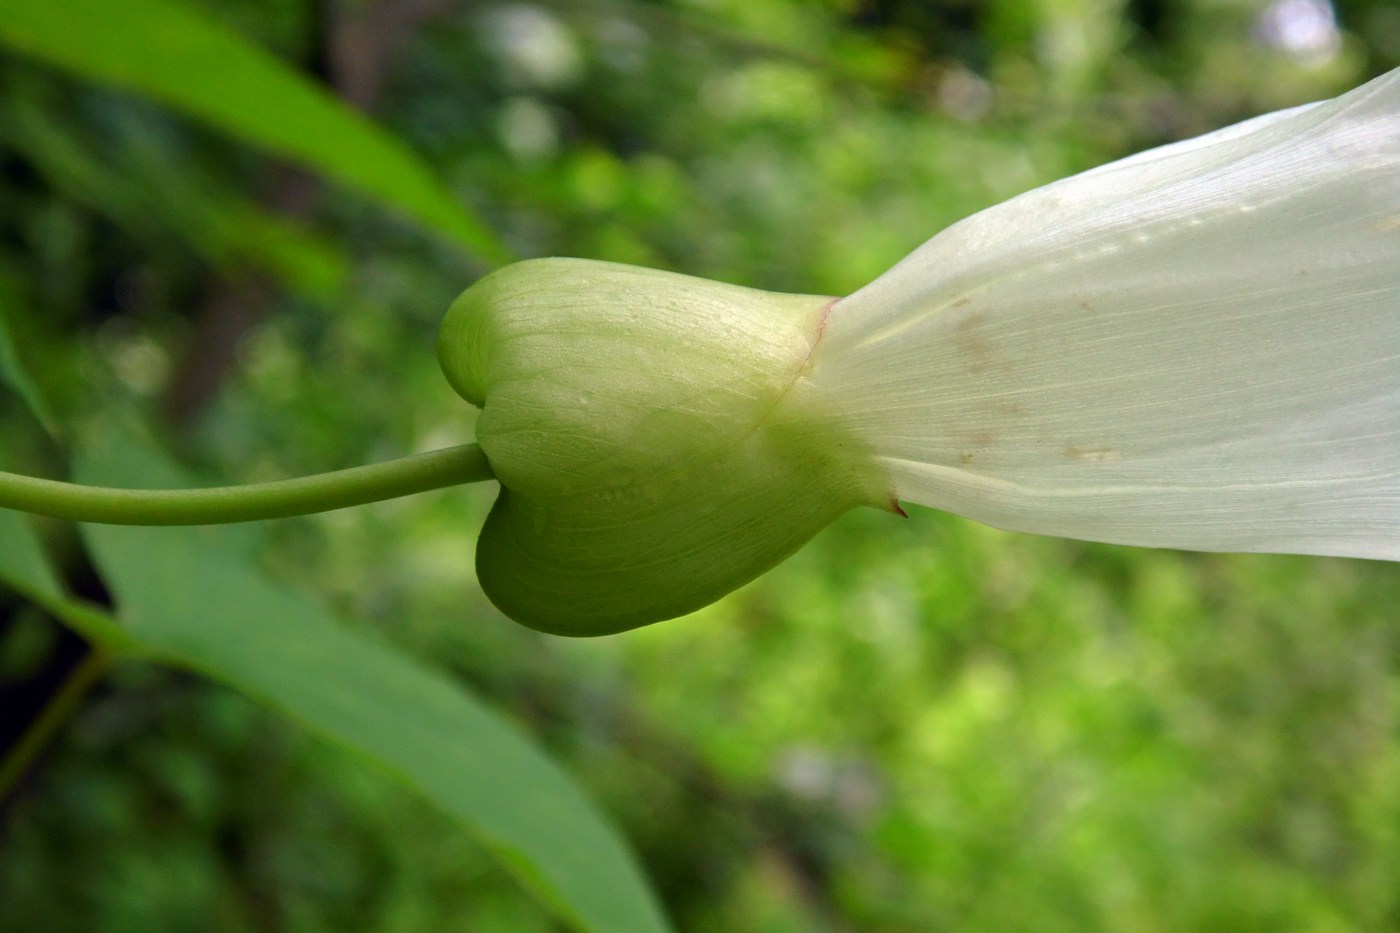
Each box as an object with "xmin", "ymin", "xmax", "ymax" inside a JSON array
[
  {"xmin": 0, "ymin": 508, "xmax": 130, "ymax": 649},
  {"xmin": 74, "ymin": 434, "xmax": 669, "ymax": 933},
  {"xmin": 0, "ymin": 495, "xmax": 63, "ymax": 602},
  {"xmin": 0, "ymin": 450, "xmax": 133, "ymax": 649},
  {"xmin": 0, "ymin": 0, "xmax": 512, "ymax": 266},
  {"xmin": 0, "ymin": 86, "xmax": 348, "ymax": 301},
  {"xmin": 0, "ymin": 271, "xmax": 58, "ymax": 434}
]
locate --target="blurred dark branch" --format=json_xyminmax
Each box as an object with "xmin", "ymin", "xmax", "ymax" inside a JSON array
[
  {"xmin": 0, "ymin": 554, "xmax": 116, "ymax": 821},
  {"xmin": 327, "ymin": 0, "xmax": 455, "ymax": 111},
  {"xmin": 613, "ymin": 706, "xmax": 853, "ymax": 922},
  {"xmin": 0, "ymin": 647, "xmax": 110, "ymax": 808},
  {"xmin": 502, "ymin": 668, "xmax": 855, "ymax": 922},
  {"xmin": 162, "ymin": 0, "xmax": 451, "ymax": 429}
]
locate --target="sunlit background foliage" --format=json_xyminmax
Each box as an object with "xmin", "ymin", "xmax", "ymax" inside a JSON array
[{"xmin": 2, "ymin": 0, "xmax": 1399, "ymax": 929}]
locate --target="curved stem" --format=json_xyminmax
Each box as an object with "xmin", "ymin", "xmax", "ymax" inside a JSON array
[{"xmin": 0, "ymin": 444, "xmax": 495, "ymax": 525}]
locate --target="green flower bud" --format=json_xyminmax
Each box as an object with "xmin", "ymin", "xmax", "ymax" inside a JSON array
[{"xmin": 438, "ymin": 258, "xmax": 892, "ymax": 636}]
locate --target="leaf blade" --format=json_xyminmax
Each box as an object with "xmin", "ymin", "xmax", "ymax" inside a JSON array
[
  {"xmin": 0, "ymin": 497, "xmax": 63, "ymax": 602},
  {"xmin": 0, "ymin": 88, "xmax": 349, "ymax": 302},
  {"xmin": 0, "ymin": 0, "xmax": 512, "ymax": 265},
  {"xmin": 0, "ymin": 451, "xmax": 135, "ymax": 650},
  {"xmin": 0, "ymin": 272, "xmax": 58, "ymax": 434},
  {"xmin": 74, "ymin": 435, "xmax": 669, "ymax": 933}
]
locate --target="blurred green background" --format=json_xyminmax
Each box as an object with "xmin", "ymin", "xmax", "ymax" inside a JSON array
[{"xmin": 2, "ymin": 0, "xmax": 1399, "ymax": 929}]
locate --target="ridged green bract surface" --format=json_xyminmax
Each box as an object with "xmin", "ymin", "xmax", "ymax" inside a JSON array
[{"xmin": 439, "ymin": 259, "xmax": 887, "ymax": 635}]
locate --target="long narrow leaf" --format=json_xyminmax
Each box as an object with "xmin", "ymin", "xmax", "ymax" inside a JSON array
[
  {"xmin": 0, "ymin": 495, "xmax": 62, "ymax": 602},
  {"xmin": 0, "ymin": 448, "xmax": 134, "ymax": 649},
  {"xmin": 74, "ymin": 434, "xmax": 669, "ymax": 933},
  {"xmin": 0, "ymin": 272, "xmax": 57, "ymax": 434},
  {"xmin": 0, "ymin": 0, "xmax": 512, "ymax": 265},
  {"xmin": 0, "ymin": 89, "xmax": 348, "ymax": 302}
]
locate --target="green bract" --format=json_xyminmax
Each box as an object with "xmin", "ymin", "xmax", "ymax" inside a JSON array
[{"xmin": 438, "ymin": 258, "xmax": 891, "ymax": 636}]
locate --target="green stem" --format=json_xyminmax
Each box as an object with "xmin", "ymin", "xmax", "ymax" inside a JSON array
[
  {"xmin": 0, "ymin": 648, "xmax": 111, "ymax": 801},
  {"xmin": 0, "ymin": 444, "xmax": 495, "ymax": 525}
]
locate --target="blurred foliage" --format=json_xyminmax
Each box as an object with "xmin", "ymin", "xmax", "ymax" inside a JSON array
[{"xmin": 1, "ymin": 0, "xmax": 1398, "ymax": 930}]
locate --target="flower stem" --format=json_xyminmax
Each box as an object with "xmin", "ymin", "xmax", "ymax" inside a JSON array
[
  {"xmin": 0, "ymin": 443, "xmax": 495, "ymax": 525},
  {"xmin": 0, "ymin": 647, "xmax": 110, "ymax": 802}
]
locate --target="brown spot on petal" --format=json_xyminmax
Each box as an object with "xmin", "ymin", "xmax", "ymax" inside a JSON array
[
  {"xmin": 955, "ymin": 310, "xmax": 993, "ymax": 374},
  {"xmin": 1066, "ymin": 444, "xmax": 1123, "ymax": 462},
  {"xmin": 990, "ymin": 399, "xmax": 1027, "ymax": 418}
]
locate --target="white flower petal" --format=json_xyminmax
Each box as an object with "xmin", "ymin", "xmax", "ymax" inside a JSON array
[{"xmin": 813, "ymin": 69, "xmax": 1400, "ymax": 560}]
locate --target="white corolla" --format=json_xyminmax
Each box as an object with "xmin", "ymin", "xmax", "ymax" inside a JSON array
[
  {"xmin": 441, "ymin": 68, "xmax": 1399, "ymax": 634},
  {"xmin": 813, "ymin": 67, "xmax": 1399, "ymax": 562}
]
